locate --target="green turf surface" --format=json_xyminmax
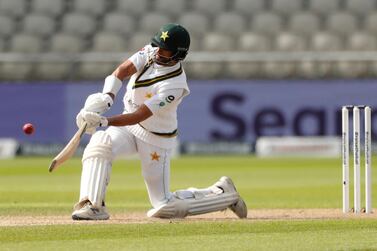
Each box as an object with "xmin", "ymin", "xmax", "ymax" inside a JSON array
[
  {"xmin": 1, "ymin": 156, "xmax": 377, "ymax": 250},
  {"xmin": 2, "ymin": 220, "xmax": 377, "ymax": 251}
]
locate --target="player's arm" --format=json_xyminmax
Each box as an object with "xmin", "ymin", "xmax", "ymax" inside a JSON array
[
  {"xmin": 82, "ymin": 89, "xmax": 184, "ymax": 128},
  {"xmin": 112, "ymin": 60, "xmax": 137, "ymax": 82},
  {"xmin": 106, "ymin": 89, "xmax": 184, "ymax": 126},
  {"xmin": 107, "ymin": 105, "xmax": 153, "ymax": 126},
  {"xmin": 76, "ymin": 60, "xmax": 137, "ymax": 132},
  {"xmin": 105, "ymin": 60, "xmax": 137, "ymax": 100},
  {"xmin": 81, "ymin": 105, "xmax": 152, "ymax": 129},
  {"xmin": 81, "ymin": 45, "xmax": 148, "ymax": 115},
  {"xmin": 81, "ymin": 57, "xmax": 138, "ymax": 113}
]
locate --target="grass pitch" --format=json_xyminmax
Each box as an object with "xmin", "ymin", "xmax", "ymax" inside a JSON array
[{"xmin": 1, "ymin": 156, "xmax": 377, "ymax": 250}]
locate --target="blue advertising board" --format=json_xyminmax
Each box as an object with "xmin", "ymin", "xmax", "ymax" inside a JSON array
[
  {"xmin": 179, "ymin": 79, "xmax": 377, "ymax": 143},
  {"xmin": 1, "ymin": 79, "xmax": 377, "ymax": 144}
]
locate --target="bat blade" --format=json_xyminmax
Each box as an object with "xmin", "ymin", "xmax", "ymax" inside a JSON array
[{"xmin": 48, "ymin": 122, "xmax": 87, "ymax": 172}]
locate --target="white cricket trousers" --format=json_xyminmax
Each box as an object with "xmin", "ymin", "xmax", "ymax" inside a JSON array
[{"xmin": 106, "ymin": 126, "xmax": 172, "ymax": 208}]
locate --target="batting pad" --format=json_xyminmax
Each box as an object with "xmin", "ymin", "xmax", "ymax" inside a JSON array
[
  {"xmin": 79, "ymin": 131, "xmax": 112, "ymax": 208},
  {"xmin": 147, "ymin": 191, "xmax": 239, "ymax": 218}
]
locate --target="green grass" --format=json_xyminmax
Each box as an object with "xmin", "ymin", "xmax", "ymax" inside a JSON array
[
  {"xmin": 1, "ymin": 156, "xmax": 377, "ymax": 250},
  {"xmin": 2, "ymin": 220, "xmax": 377, "ymax": 251}
]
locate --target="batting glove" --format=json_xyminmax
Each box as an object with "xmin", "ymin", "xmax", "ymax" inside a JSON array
[
  {"xmin": 83, "ymin": 93, "xmax": 113, "ymax": 114},
  {"xmin": 77, "ymin": 109, "xmax": 108, "ymax": 134},
  {"xmin": 82, "ymin": 111, "xmax": 108, "ymax": 129},
  {"xmin": 76, "ymin": 110, "xmax": 95, "ymax": 134}
]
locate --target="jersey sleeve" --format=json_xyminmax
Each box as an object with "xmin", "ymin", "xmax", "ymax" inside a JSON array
[
  {"xmin": 128, "ymin": 45, "xmax": 150, "ymax": 72},
  {"xmin": 144, "ymin": 89, "xmax": 184, "ymax": 114}
]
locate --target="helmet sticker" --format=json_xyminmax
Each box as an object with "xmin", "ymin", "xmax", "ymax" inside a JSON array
[
  {"xmin": 160, "ymin": 31, "xmax": 169, "ymax": 41},
  {"xmin": 150, "ymin": 23, "xmax": 190, "ymax": 62}
]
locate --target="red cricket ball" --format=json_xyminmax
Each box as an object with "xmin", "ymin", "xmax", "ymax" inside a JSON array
[{"xmin": 23, "ymin": 123, "xmax": 35, "ymax": 135}]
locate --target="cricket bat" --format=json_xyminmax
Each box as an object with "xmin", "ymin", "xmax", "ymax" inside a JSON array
[{"xmin": 48, "ymin": 122, "xmax": 87, "ymax": 172}]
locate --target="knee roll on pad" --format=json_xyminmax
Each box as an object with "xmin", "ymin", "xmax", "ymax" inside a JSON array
[
  {"xmin": 147, "ymin": 197, "xmax": 188, "ymax": 218},
  {"xmin": 83, "ymin": 131, "xmax": 113, "ymax": 162}
]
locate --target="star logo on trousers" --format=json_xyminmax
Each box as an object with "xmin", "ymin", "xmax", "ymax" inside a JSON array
[{"xmin": 150, "ymin": 152, "xmax": 160, "ymax": 161}]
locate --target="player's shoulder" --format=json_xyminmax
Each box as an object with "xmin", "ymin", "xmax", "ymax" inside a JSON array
[
  {"xmin": 177, "ymin": 65, "xmax": 187, "ymax": 81},
  {"xmin": 177, "ymin": 68, "xmax": 187, "ymax": 82},
  {"xmin": 158, "ymin": 69, "xmax": 188, "ymax": 91},
  {"xmin": 164, "ymin": 66, "xmax": 187, "ymax": 83}
]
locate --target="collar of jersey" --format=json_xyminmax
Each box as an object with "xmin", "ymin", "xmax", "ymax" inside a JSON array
[{"xmin": 133, "ymin": 60, "xmax": 183, "ymax": 89}]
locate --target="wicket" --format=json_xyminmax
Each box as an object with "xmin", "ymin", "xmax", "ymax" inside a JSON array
[{"xmin": 342, "ymin": 105, "xmax": 372, "ymax": 214}]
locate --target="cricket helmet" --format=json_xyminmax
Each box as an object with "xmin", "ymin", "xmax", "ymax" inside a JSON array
[{"xmin": 151, "ymin": 23, "xmax": 190, "ymax": 61}]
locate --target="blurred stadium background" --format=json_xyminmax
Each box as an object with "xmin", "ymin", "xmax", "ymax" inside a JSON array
[{"xmin": 1, "ymin": 0, "xmax": 377, "ymax": 157}]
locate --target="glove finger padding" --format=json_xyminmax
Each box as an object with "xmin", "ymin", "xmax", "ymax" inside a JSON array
[
  {"xmin": 76, "ymin": 109, "xmax": 97, "ymax": 135},
  {"xmin": 82, "ymin": 111, "xmax": 108, "ymax": 128},
  {"xmin": 84, "ymin": 93, "xmax": 113, "ymax": 114}
]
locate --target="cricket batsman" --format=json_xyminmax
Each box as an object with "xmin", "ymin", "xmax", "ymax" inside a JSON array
[{"xmin": 72, "ymin": 23, "xmax": 247, "ymax": 220}]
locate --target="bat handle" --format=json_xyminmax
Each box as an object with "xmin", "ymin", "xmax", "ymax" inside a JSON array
[{"xmin": 80, "ymin": 122, "xmax": 88, "ymax": 137}]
